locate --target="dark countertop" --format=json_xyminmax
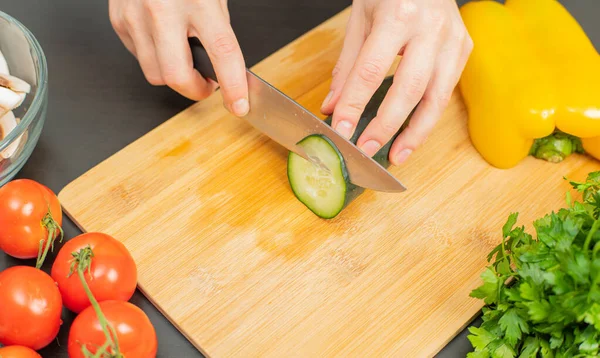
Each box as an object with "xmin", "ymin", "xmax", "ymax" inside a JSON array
[{"xmin": 0, "ymin": 0, "xmax": 598, "ymax": 357}]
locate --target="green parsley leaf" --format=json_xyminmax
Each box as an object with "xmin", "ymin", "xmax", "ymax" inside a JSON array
[
  {"xmin": 498, "ymin": 308, "xmax": 529, "ymax": 347},
  {"xmin": 503, "ymin": 213, "xmax": 519, "ymax": 238},
  {"xmin": 524, "ymin": 299, "xmax": 550, "ymax": 322},
  {"xmin": 467, "ymin": 351, "xmax": 491, "ymax": 358},
  {"xmin": 493, "ymin": 343, "xmax": 516, "ymax": 358},
  {"xmin": 468, "ymin": 326, "xmax": 497, "ymax": 351},
  {"xmin": 583, "ymin": 303, "xmax": 600, "ymax": 331},
  {"xmin": 538, "ymin": 339, "xmax": 553, "ymax": 358},
  {"xmin": 470, "ymin": 267, "xmax": 500, "ymax": 305},
  {"xmin": 519, "ymin": 336, "xmax": 540, "ymax": 358},
  {"xmin": 468, "ymin": 171, "xmax": 600, "ymax": 357}
]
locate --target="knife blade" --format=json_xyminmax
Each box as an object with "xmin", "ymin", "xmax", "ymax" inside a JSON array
[{"xmin": 188, "ymin": 37, "xmax": 406, "ymax": 193}]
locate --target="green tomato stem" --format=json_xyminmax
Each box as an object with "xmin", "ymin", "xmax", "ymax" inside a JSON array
[
  {"xmin": 74, "ymin": 247, "xmax": 123, "ymax": 358},
  {"xmin": 35, "ymin": 207, "xmax": 64, "ymax": 269},
  {"xmin": 91, "ymin": 340, "xmax": 112, "ymax": 358}
]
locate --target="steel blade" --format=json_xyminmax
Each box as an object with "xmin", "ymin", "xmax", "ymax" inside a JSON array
[{"xmin": 242, "ymin": 70, "xmax": 406, "ymax": 193}]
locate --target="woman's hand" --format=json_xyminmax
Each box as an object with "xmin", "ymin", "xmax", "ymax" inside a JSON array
[
  {"xmin": 320, "ymin": 0, "xmax": 472, "ymax": 165},
  {"xmin": 108, "ymin": 0, "xmax": 249, "ymax": 116}
]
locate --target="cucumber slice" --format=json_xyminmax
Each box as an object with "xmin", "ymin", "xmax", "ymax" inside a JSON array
[
  {"xmin": 287, "ymin": 76, "xmax": 415, "ymax": 219},
  {"xmin": 287, "ymin": 135, "xmax": 348, "ymax": 219},
  {"xmin": 287, "ymin": 76, "xmax": 416, "ymax": 219}
]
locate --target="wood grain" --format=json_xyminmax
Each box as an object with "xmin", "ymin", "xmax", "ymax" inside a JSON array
[{"xmin": 58, "ymin": 6, "xmax": 600, "ymax": 357}]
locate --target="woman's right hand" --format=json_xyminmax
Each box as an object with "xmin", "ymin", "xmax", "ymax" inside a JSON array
[{"xmin": 108, "ymin": 0, "xmax": 250, "ymax": 116}]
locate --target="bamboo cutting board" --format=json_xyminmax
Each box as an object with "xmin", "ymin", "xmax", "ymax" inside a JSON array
[{"xmin": 59, "ymin": 7, "xmax": 600, "ymax": 358}]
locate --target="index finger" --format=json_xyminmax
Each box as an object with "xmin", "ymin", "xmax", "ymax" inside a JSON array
[
  {"xmin": 150, "ymin": 7, "xmax": 215, "ymax": 101},
  {"xmin": 190, "ymin": 4, "xmax": 248, "ymax": 116},
  {"xmin": 330, "ymin": 24, "xmax": 406, "ymax": 144}
]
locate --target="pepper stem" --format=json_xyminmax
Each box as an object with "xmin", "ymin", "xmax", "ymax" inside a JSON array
[
  {"xmin": 530, "ymin": 131, "xmax": 584, "ymax": 163},
  {"xmin": 72, "ymin": 246, "xmax": 123, "ymax": 358},
  {"xmin": 35, "ymin": 206, "xmax": 64, "ymax": 269}
]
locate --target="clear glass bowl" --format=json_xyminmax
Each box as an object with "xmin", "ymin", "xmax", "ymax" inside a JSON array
[{"xmin": 0, "ymin": 10, "xmax": 48, "ymax": 187}]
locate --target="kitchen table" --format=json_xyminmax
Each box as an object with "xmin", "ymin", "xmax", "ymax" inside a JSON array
[{"xmin": 0, "ymin": 0, "xmax": 598, "ymax": 357}]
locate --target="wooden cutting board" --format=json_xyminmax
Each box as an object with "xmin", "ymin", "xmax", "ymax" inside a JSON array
[{"xmin": 58, "ymin": 6, "xmax": 600, "ymax": 357}]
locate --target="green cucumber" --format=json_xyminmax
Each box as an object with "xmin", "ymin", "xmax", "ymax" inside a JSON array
[{"xmin": 287, "ymin": 76, "xmax": 413, "ymax": 219}]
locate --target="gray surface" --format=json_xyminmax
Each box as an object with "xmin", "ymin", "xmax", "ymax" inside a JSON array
[{"xmin": 0, "ymin": 0, "xmax": 598, "ymax": 357}]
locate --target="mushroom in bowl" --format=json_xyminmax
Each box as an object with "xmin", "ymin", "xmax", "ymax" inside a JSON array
[{"xmin": 0, "ymin": 11, "xmax": 48, "ymax": 186}]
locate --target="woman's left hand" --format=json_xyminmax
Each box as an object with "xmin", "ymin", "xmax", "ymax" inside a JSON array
[{"xmin": 320, "ymin": 0, "xmax": 473, "ymax": 165}]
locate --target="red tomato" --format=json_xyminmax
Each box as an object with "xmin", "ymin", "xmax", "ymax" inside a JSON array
[
  {"xmin": 51, "ymin": 232, "xmax": 138, "ymax": 313},
  {"xmin": 0, "ymin": 345, "xmax": 42, "ymax": 358},
  {"xmin": 68, "ymin": 300, "xmax": 157, "ymax": 358},
  {"xmin": 0, "ymin": 266, "xmax": 63, "ymax": 350},
  {"xmin": 0, "ymin": 179, "xmax": 63, "ymax": 259}
]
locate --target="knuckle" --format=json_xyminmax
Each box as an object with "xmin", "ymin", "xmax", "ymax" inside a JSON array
[
  {"xmin": 338, "ymin": 100, "xmax": 364, "ymax": 122},
  {"xmin": 225, "ymin": 79, "xmax": 243, "ymax": 90},
  {"xmin": 332, "ymin": 64, "xmax": 342, "ymax": 78},
  {"xmin": 452, "ymin": 27, "xmax": 466, "ymax": 45},
  {"xmin": 406, "ymin": 120, "xmax": 430, "ymax": 144},
  {"xmin": 358, "ymin": 60, "xmax": 385, "ymax": 85},
  {"xmin": 431, "ymin": 89, "xmax": 452, "ymax": 108},
  {"xmin": 109, "ymin": 14, "xmax": 125, "ymax": 33},
  {"xmin": 146, "ymin": 73, "xmax": 164, "ymax": 86},
  {"xmin": 395, "ymin": 0, "xmax": 419, "ymax": 23},
  {"xmin": 123, "ymin": 11, "xmax": 137, "ymax": 29},
  {"xmin": 345, "ymin": 100, "xmax": 365, "ymax": 117},
  {"xmin": 426, "ymin": 9, "xmax": 447, "ymax": 32},
  {"xmin": 108, "ymin": 5, "xmax": 122, "ymax": 30},
  {"xmin": 193, "ymin": 0, "xmax": 211, "ymax": 13},
  {"xmin": 164, "ymin": 71, "xmax": 189, "ymax": 89},
  {"xmin": 221, "ymin": 79, "xmax": 245, "ymax": 95},
  {"xmin": 403, "ymin": 72, "xmax": 428, "ymax": 101},
  {"xmin": 379, "ymin": 118, "xmax": 400, "ymax": 135},
  {"xmin": 464, "ymin": 33, "xmax": 474, "ymax": 53},
  {"xmin": 144, "ymin": 0, "xmax": 166, "ymax": 13},
  {"xmin": 210, "ymin": 34, "xmax": 238, "ymax": 58}
]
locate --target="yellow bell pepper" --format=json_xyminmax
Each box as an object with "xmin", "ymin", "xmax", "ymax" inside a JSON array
[{"xmin": 458, "ymin": 0, "xmax": 600, "ymax": 169}]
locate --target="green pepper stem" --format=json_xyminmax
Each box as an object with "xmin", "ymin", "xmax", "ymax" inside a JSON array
[{"xmin": 530, "ymin": 131, "xmax": 583, "ymax": 163}]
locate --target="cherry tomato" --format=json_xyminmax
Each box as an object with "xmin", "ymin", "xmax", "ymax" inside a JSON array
[
  {"xmin": 68, "ymin": 300, "xmax": 157, "ymax": 358},
  {"xmin": 51, "ymin": 232, "xmax": 138, "ymax": 313},
  {"xmin": 0, "ymin": 266, "xmax": 63, "ymax": 350},
  {"xmin": 0, "ymin": 179, "xmax": 63, "ymax": 260},
  {"xmin": 0, "ymin": 345, "xmax": 42, "ymax": 358}
]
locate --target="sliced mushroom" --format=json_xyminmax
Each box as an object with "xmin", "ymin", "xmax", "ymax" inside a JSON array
[
  {"xmin": 0, "ymin": 73, "xmax": 31, "ymax": 117},
  {"xmin": 16, "ymin": 92, "xmax": 26, "ymax": 107},
  {"xmin": 0, "ymin": 73, "xmax": 30, "ymax": 94},
  {"xmin": 0, "ymin": 86, "xmax": 23, "ymax": 118},
  {"xmin": 0, "ymin": 111, "xmax": 20, "ymax": 159},
  {"xmin": 0, "ymin": 49, "xmax": 8, "ymax": 75}
]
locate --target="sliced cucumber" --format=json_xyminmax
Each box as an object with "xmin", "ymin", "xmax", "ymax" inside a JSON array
[
  {"xmin": 287, "ymin": 135, "xmax": 349, "ymax": 219},
  {"xmin": 287, "ymin": 76, "xmax": 414, "ymax": 219}
]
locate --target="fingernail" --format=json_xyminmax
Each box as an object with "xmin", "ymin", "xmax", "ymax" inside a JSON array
[
  {"xmin": 232, "ymin": 98, "xmax": 249, "ymax": 116},
  {"xmin": 360, "ymin": 140, "xmax": 381, "ymax": 156},
  {"xmin": 321, "ymin": 91, "xmax": 333, "ymax": 111},
  {"xmin": 335, "ymin": 121, "xmax": 353, "ymax": 139},
  {"xmin": 394, "ymin": 148, "xmax": 413, "ymax": 165}
]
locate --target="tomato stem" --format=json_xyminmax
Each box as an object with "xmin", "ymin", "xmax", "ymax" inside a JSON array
[
  {"xmin": 73, "ymin": 246, "xmax": 123, "ymax": 358},
  {"xmin": 35, "ymin": 207, "xmax": 64, "ymax": 269}
]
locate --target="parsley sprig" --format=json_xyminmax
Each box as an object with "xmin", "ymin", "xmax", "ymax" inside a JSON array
[{"xmin": 468, "ymin": 171, "xmax": 600, "ymax": 358}]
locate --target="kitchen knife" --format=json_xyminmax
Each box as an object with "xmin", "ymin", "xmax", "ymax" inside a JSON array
[{"xmin": 188, "ymin": 37, "xmax": 406, "ymax": 193}]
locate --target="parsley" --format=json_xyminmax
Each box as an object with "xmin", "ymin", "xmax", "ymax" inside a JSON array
[{"xmin": 468, "ymin": 171, "xmax": 600, "ymax": 358}]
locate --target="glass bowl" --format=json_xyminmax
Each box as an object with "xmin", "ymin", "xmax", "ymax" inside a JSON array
[{"xmin": 0, "ymin": 10, "xmax": 48, "ymax": 187}]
